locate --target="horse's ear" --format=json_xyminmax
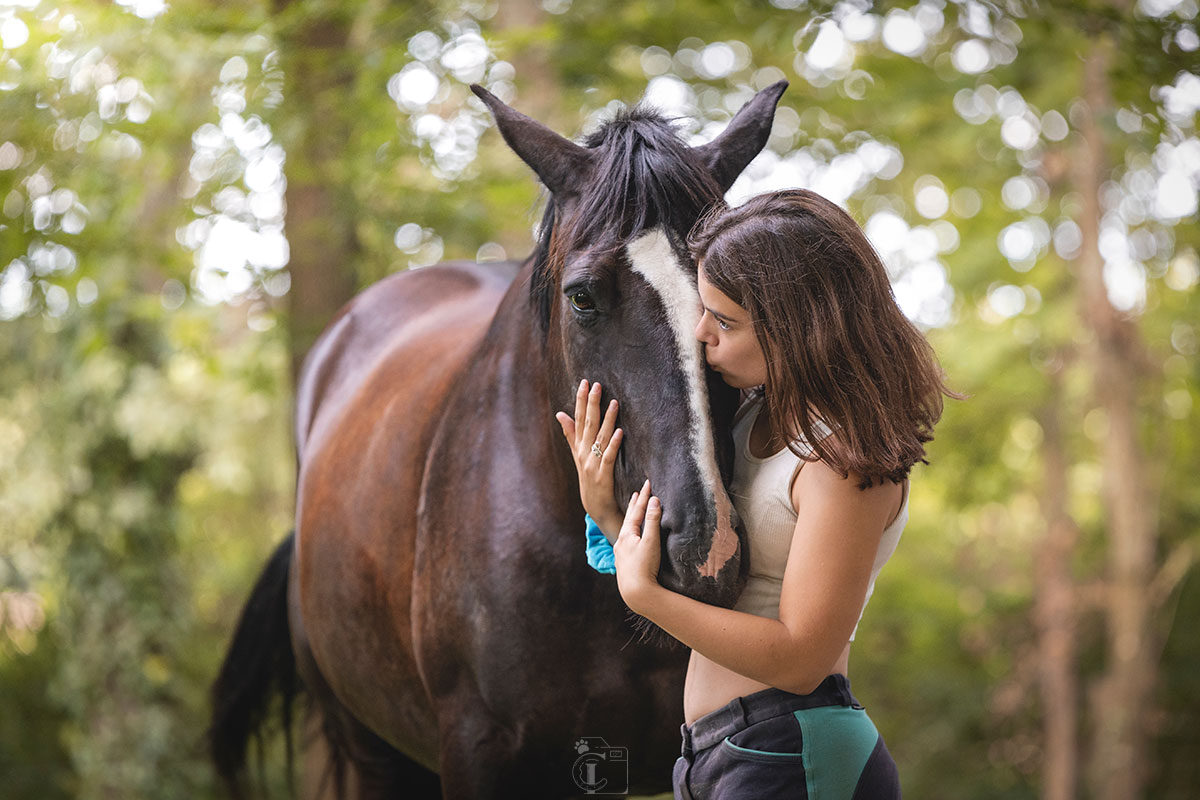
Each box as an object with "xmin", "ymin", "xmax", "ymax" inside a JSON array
[
  {"xmin": 471, "ymin": 84, "xmax": 591, "ymax": 195},
  {"xmin": 692, "ymin": 80, "xmax": 788, "ymax": 193}
]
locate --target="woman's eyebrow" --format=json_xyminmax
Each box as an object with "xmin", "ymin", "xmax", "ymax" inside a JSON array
[{"xmin": 704, "ymin": 305, "xmax": 736, "ymax": 323}]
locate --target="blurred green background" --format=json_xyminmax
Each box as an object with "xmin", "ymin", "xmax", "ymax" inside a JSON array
[{"xmin": 1, "ymin": 0, "xmax": 1197, "ymax": 798}]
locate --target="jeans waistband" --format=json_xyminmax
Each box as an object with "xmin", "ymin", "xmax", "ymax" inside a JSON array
[{"xmin": 680, "ymin": 674, "xmax": 860, "ymax": 754}]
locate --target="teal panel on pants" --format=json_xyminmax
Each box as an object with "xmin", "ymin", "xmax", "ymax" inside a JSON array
[{"xmin": 793, "ymin": 706, "xmax": 878, "ymax": 799}]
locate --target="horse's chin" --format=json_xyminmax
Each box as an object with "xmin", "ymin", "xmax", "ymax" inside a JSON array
[
  {"xmin": 659, "ymin": 542, "xmax": 747, "ymax": 610},
  {"xmin": 677, "ymin": 577, "xmax": 746, "ymax": 610},
  {"xmin": 626, "ymin": 566, "xmax": 748, "ymax": 647},
  {"xmin": 624, "ymin": 609, "xmax": 683, "ymax": 649}
]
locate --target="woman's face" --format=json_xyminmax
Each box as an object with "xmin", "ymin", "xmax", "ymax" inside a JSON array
[{"xmin": 694, "ymin": 270, "xmax": 769, "ymax": 390}]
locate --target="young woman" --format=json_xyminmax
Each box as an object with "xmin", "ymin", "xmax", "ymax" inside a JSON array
[{"xmin": 557, "ymin": 189, "xmax": 953, "ymax": 798}]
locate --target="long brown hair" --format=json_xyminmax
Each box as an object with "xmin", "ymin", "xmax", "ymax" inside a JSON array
[{"xmin": 689, "ymin": 189, "xmax": 956, "ymax": 488}]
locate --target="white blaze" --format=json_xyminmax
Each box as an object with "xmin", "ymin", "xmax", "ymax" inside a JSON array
[{"xmin": 625, "ymin": 229, "xmax": 738, "ymax": 578}]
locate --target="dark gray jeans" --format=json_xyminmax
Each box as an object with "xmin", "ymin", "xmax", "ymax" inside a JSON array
[{"xmin": 672, "ymin": 675, "xmax": 900, "ymax": 799}]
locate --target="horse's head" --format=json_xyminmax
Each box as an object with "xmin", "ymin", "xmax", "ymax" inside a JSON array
[{"xmin": 473, "ymin": 82, "xmax": 786, "ymax": 612}]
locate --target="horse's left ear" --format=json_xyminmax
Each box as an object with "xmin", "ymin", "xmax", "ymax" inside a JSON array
[
  {"xmin": 692, "ymin": 80, "xmax": 788, "ymax": 193},
  {"xmin": 471, "ymin": 84, "xmax": 591, "ymax": 195}
]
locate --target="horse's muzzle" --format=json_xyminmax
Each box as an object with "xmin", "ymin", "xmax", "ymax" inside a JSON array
[{"xmin": 660, "ymin": 499, "xmax": 746, "ymax": 608}]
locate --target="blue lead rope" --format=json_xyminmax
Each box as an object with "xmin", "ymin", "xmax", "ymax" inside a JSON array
[{"xmin": 583, "ymin": 514, "xmax": 616, "ymax": 575}]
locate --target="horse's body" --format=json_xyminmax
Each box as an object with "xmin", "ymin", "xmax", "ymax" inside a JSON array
[
  {"xmin": 294, "ymin": 257, "xmax": 696, "ymax": 795},
  {"xmin": 293, "ymin": 261, "xmax": 522, "ymax": 770},
  {"xmin": 212, "ymin": 82, "xmax": 787, "ymax": 799}
]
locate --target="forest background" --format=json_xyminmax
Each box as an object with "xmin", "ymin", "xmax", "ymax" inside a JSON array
[{"xmin": 1, "ymin": 0, "xmax": 1197, "ymax": 798}]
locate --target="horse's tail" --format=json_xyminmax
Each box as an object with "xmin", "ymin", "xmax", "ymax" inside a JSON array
[{"xmin": 209, "ymin": 533, "xmax": 299, "ymax": 797}]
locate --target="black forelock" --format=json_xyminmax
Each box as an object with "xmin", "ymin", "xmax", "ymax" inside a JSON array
[
  {"xmin": 574, "ymin": 106, "xmax": 724, "ymax": 241},
  {"xmin": 528, "ymin": 104, "xmax": 724, "ymax": 330}
]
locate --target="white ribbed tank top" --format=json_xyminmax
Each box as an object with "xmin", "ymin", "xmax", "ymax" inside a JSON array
[{"xmin": 728, "ymin": 397, "xmax": 907, "ymax": 640}]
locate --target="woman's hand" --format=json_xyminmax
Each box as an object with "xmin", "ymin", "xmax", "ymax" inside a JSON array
[
  {"xmin": 614, "ymin": 480, "xmax": 664, "ymax": 614},
  {"xmin": 555, "ymin": 379, "xmax": 625, "ymax": 541}
]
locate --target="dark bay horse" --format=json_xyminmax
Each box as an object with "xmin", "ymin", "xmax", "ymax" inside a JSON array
[{"xmin": 211, "ymin": 80, "xmax": 787, "ymax": 799}]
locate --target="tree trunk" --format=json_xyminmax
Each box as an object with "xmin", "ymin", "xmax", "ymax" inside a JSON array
[
  {"xmin": 270, "ymin": 4, "xmax": 368, "ymax": 795},
  {"xmin": 1034, "ymin": 361, "xmax": 1080, "ymax": 800},
  {"xmin": 272, "ymin": 0, "xmax": 362, "ymax": 386},
  {"xmin": 1075, "ymin": 31, "xmax": 1158, "ymax": 800}
]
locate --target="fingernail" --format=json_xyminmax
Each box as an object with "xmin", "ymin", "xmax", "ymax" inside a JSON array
[{"xmin": 649, "ymin": 497, "xmax": 660, "ymax": 511}]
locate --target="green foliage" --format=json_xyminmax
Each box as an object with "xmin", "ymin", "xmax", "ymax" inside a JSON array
[{"xmin": 1, "ymin": 3, "xmax": 293, "ymax": 796}]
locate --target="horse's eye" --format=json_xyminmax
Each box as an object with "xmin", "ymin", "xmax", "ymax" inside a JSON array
[{"xmin": 569, "ymin": 291, "xmax": 596, "ymax": 312}]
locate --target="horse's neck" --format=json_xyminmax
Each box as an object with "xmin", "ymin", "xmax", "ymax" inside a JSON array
[
  {"xmin": 468, "ymin": 260, "xmax": 572, "ymax": 467},
  {"xmin": 477, "ymin": 258, "xmax": 549, "ymax": 362},
  {"xmin": 446, "ymin": 260, "xmax": 582, "ymax": 521}
]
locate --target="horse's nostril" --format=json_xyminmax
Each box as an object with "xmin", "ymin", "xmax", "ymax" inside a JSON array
[{"xmin": 657, "ymin": 514, "xmax": 682, "ymax": 540}]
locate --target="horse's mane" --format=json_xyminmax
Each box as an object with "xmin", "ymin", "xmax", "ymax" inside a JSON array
[{"xmin": 529, "ymin": 106, "xmax": 725, "ymax": 329}]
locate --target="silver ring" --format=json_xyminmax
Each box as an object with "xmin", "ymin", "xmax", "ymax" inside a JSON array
[{"xmin": 591, "ymin": 442, "xmax": 604, "ymax": 458}]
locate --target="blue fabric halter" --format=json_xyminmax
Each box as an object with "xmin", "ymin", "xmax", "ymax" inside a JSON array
[{"xmin": 583, "ymin": 514, "xmax": 616, "ymax": 575}]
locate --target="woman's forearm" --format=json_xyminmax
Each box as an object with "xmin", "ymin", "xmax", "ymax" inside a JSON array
[
  {"xmin": 627, "ymin": 583, "xmax": 832, "ymax": 694},
  {"xmin": 592, "ymin": 510, "xmax": 623, "ymax": 544}
]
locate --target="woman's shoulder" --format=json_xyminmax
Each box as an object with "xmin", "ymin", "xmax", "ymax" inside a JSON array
[{"xmin": 790, "ymin": 458, "xmax": 905, "ymax": 526}]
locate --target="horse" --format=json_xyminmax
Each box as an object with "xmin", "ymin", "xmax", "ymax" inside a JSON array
[{"xmin": 211, "ymin": 79, "xmax": 787, "ymax": 799}]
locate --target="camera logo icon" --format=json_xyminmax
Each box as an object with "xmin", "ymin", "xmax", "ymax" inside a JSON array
[{"xmin": 571, "ymin": 736, "xmax": 628, "ymax": 795}]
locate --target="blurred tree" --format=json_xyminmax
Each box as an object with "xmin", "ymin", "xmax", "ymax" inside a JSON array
[
  {"xmin": 0, "ymin": 2, "xmax": 294, "ymax": 797},
  {"xmin": 269, "ymin": 0, "xmax": 363, "ymax": 382},
  {"xmin": 1071, "ymin": 16, "xmax": 1155, "ymax": 800}
]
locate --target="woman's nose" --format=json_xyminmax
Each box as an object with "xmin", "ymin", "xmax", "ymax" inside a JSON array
[{"xmin": 694, "ymin": 313, "xmax": 713, "ymax": 344}]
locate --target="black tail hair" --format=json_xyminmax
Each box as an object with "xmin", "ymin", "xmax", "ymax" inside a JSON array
[{"xmin": 209, "ymin": 533, "xmax": 299, "ymax": 798}]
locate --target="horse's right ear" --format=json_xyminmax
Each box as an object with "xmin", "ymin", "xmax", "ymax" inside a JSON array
[
  {"xmin": 471, "ymin": 84, "xmax": 591, "ymax": 196},
  {"xmin": 692, "ymin": 80, "xmax": 788, "ymax": 193}
]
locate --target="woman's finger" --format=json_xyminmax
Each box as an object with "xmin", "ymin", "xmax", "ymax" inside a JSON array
[
  {"xmin": 572, "ymin": 380, "xmax": 589, "ymax": 444},
  {"xmin": 582, "ymin": 381, "xmax": 604, "ymax": 446},
  {"xmin": 555, "ymin": 412, "xmax": 576, "ymax": 446},
  {"xmin": 624, "ymin": 491, "xmax": 640, "ymax": 527},
  {"xmin": 596, "ymin": 398, "xmax": 619, "ymax": 450},
  {"xmin": 600, "ymin": 428, "xmax": 623, "ymax": 471},
  {"xmin": 643, "ymin": 496, "xmax": 662, "ymax": 541},
  {"xmin": 622, "ymin": 480, "xmax": 651, "ymax": 536}
]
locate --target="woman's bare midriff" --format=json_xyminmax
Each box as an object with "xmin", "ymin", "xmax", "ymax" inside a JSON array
[{"xmin": 683, "ymin": 644, "xmax": 852, "ymax": 725}]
